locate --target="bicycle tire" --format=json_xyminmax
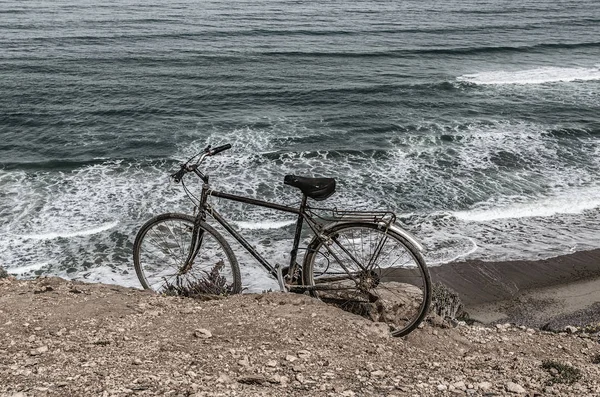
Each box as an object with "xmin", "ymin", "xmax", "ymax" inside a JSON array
[
  {"xmin": 133, "ymin": 213, "xmax": 242, "ymax": 295},
  {"xmin": 302, "ymin": 222, "xmax": 431, "ymax": 337}
]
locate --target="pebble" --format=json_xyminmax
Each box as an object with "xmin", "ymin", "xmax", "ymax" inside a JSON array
[
  {"xmin": 297, "ymin": 349, "xmax": 311, "ymax": 359},
  {"xmin": 30, "ymin": 346, "xmax": 48, "ymax": 356},
  {"xmin": 505, "ymin": 381, "xmax": 526, "ymax": 394},
  {"xmin": 496, "ymin": 323, "xmax": 511, "ymax": 331},
  {"xmin": 452, "ymin": 381, "xmax": 466, "ymax": 391},
  {"xmin": 477, "ymin": 381, "xmax": 493, "ymax": 391},
  {"xmin": 194, "ymin": 329, "xmax": 212, "ymax": 339}
]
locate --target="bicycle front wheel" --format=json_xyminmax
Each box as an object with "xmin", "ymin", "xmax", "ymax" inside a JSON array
[
  {"xmin": 303, "ymin": 222, "xmax": 431, "ymax": 337},
  {"xmin": 133, "ymin": 213, "xmax": 241, "ymax": 294}
]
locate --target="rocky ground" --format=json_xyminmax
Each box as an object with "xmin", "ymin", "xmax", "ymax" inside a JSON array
[{"xmin": 1, "ymin": 276, "xmax": 600, "ymax": 397}]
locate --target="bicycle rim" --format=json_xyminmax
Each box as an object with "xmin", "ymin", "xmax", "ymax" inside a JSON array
[
  {"xmin": 303, "ymin": 223, "xmax": 431, "ymax": 337},
  {"xmin": 133, "ymin": 213, "xmax": 241, "ymax": 294}
]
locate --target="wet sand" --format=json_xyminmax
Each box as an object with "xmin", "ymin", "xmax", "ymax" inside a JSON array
[{"xmin": 430, "ymin": 249, "xmax": 600, "ymax": 329}]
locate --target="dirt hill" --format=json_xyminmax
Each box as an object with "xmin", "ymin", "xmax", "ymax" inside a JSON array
[{"xmin": 1, "ymin": 276, "xmax": 599, "ymax": 396}]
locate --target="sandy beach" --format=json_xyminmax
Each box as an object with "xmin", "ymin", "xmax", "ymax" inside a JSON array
[{"xmin": 431, "ymin": 249, "xmax": 600, "ymax": 330}]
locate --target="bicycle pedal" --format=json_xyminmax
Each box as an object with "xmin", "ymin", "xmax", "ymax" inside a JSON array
[{"xmin": 281, "ymin": 265, "xmax": 301, "ymax": 284}]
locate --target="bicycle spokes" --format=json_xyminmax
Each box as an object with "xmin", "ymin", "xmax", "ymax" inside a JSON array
[{"xmin": 304, "ymin": 223, "xmax": 430, "ymax": 337}]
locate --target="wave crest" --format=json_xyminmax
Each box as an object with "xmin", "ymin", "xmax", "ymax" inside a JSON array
[{"xmin": 457, "ymin": 66, "xmax": 600, "ymax": 85}]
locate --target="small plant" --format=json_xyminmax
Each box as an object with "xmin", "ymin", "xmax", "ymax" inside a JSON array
[
  {"xmin": 582, "ymin": 322, "xmax": 600, "ymax": 334},
  {"xmin": 164, "ymin": 260, "xmax": 232, "ymax": 297},
  {"xmin": 430, "ymin": 282, "xmax": 465, "ymax": 321},
  {"xmin": 542, "ymin": 360, "xmax": 582, "ymax": 385}
]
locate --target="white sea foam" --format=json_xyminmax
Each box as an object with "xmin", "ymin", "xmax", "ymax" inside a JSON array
[
  {"xmin": 453, "ymin": 187, "xmax": 600, "ymax": 221},
  {"xmin": 6, "ymin": 262, "xmax": 48, "ymax": 275},
  {"xmin": 234, "ymin": 220, "xmax": 296, "ymax": 230},
  {"xmin": 12, "ymin": 221, "xmax": 119, "ymax": 240},
  {"xmin": 457, "ymin": 66, "xmax": 600, "ymax": 85},
  {"xmin": 425, "ymin": 237, "xmax": 479, "ymax": 266}
]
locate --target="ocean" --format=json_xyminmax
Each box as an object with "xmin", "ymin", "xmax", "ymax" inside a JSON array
[{"xmin": 1, "ymin": 0, "xmax": 599, "ymax": 291}]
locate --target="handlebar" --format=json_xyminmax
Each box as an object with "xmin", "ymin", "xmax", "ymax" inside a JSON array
[
  {"xmin": 170, "ymin": 143, "xmax": 232, "ymax": 183},
  {"xmin": 209, "ymin": 143, "xmax": 231, "ymax": 156}
]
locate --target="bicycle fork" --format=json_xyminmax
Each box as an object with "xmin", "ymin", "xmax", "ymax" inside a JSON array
[
  {"xmin": 179, "ymin": 214, "xmax": 205, "ymax": 275},
  {"xmin": 180, "ymin": 187, "xmax": 211, "ymax": 276}
]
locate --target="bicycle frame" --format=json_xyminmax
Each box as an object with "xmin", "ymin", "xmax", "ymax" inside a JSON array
[
  {"xmin": 203, "ymin": 188, "xmax": 309, "ymax": 279},
  {"xmin": 187, "ymin": 166, "xmax": 332, "ymax": 291},
  {"xmin": 183, "ymin": 164, "xmax": 410, "ymax": 293}
]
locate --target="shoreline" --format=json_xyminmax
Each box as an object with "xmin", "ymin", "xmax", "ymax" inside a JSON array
[{"xmin": 430, "ymin": 249, "xmax": 600, "ymax": 328}]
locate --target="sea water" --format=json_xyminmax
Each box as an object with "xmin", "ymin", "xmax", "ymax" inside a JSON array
[{"xmin": 1, "ymin": 0, "xmax": 599, "ymax": 291}]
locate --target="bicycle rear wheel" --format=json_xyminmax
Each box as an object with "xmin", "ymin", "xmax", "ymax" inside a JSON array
[
  {"xmin": 133, "ymin": 213, "xmax": 241, "ymax": 294},
  {"xmin": 303, "ymin": 222, "xmax": 431, "ymax": 337}
]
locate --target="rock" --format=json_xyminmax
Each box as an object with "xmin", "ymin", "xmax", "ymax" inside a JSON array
[
  {"xmin": 565, "ymin": 326, "xmax": 578, "ymax": 334},
  {"xmin": 285, "ymin": 354, "xmax": 297, "ymax": 362},
  {"xmin": 437, "ymin": 384, "xmax": 448, "ymax": 391},
  {"xmin": 452, "ymin": 381, "xmax": 466, "ymax": 391},
  {"xmin": 505, "ymin": 381, "xmax": 526, "ymax": 394},
  {"xmin": 369, "ymin": 282, "xmax": 425, "ymax": 325},
  {"xmin": 297, "ymin": 350, "xmax": 311, "ymax": 359},
  {"xmin": 271, "ymin": 374, "xmax": 289, "ymax": 385},
  {"xmin": 30, "ymin": 345, "xmax": 48, "ymax": 356},
  {"xmin": 216, "ymin": 373, "xmax": 232, "ymax": 383},
  {"xmin": 496, "ymin": 323, "xmax": 511, "ymax": 331},
  {"xmin": 194, "ymin": 329, "xmax": 212, "ymax": 339},
  {"xmin": 33, "ymin": 286, "xmax": 54, "ymax": 294},
  {"xmin": 0, "ymin": 266, "xmax": 7, "ymax": 279},
  {"xmin": 238, "ymin": 375, "xmax": 270, "ymax": 385},
  {"xmin": 370, "ymin": 370, "xmax": 385, "ymax": 377},
  {"xmin": 477, "ymin": 382, "xmax": 493, "ymax": 391},
  {"xmin": 238, "ymin": 356, "xmax": 250, "ymax": 368}
]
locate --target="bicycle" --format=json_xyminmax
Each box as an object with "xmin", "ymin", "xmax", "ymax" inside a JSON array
[{"xmin": 133, "ymin": 143, "xmax": 431, "ymax": 336}]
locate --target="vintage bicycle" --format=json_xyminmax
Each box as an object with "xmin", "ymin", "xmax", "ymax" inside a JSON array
[{"xmin": 133, "ymin": 143, "xmax": 431, "ymax": 336}]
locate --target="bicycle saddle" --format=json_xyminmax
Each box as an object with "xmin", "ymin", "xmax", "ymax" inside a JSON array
[{"xmin": 284, "ymin": 175, "xmax": 336, "ymax": 201}]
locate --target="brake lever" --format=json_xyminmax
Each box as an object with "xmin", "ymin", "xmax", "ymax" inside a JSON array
[{"xmin": 171, "ymin": 165, "xmax": 187, "ymax": 183}]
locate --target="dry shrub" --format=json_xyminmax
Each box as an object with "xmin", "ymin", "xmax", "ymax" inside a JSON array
[
  {"xmin": 163, "ymin": 260, "xmax": 232, "ymax": 298},
  {"xmin": 542, "ymin": 360, "xmax": 582, "ymax": 385},
  {"xmin": 430, "ymin": 282, "xmax": 466, "ymax": 321}
]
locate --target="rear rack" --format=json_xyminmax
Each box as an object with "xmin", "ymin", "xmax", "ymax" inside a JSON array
[{"xmin": 307, "ymin": 207, "xmax": 396, "ymax": 226}]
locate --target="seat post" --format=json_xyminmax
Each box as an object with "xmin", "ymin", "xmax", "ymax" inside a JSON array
[{"xmin": 289, "ymin": 194, "xmax": 308, "ymax": 271}]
